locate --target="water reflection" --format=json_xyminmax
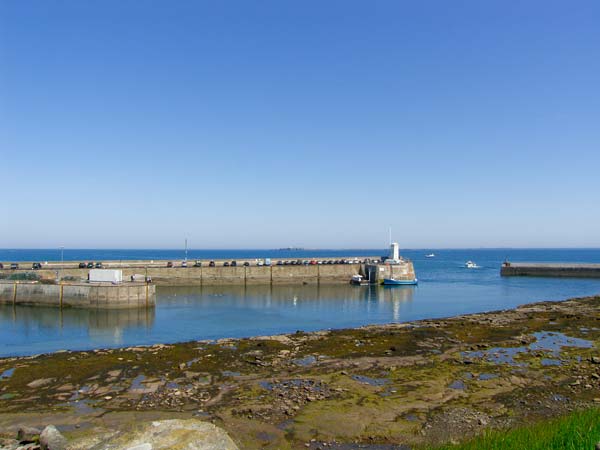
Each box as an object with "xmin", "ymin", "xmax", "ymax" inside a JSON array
[
  {"xmin": 160, "ymin": 284, "xmax": 414, "ymax": 311},
  {"xmin": 0, "ymin": 305, "xmax": 154, "ymax": 332},
  {"xmin": 0, "ymin": 305, "xmax": 154, "ymax": 354}
]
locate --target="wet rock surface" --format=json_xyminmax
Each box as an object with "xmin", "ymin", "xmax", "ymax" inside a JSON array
[
  {"xmin": 0, "ymin": 295, "xmax": 600, "ymax": 449},
  {"xmin": 68, "ymin": 419, "xmax": 238, "ymax": 450}
]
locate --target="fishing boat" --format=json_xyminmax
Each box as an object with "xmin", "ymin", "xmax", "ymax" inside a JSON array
[
  {"xmin": 382, "ymin": 278, "xmax": 418, "ymax": 286},
  {"xmin": 350, "ymin": 274, "xmax": 369, "ymax": 286},
  {"xmin": 465, "ymin": 261, "xmax": 479, "ymax": 269},
  {"xmin": 425, "ymin": 253, "xmax": 435, "ymax": 258}
]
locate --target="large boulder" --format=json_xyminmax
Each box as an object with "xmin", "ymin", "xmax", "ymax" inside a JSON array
[
  {"xmin": 72, "ymin": 419, "xmax": 238, "ymax": 450},
  {"xmin": 40, "ymin": 425, "xmax": 67, "ymax": 450}
]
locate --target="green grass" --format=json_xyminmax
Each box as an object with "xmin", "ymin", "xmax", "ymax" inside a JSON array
[{"xmin": 428, "ymin": 408, "xmax": 600, "ymax": 450}]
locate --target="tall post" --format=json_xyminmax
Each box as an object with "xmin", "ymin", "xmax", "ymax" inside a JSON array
[{"xmin": 59, "ymin": 246, "xmax": 64, "ymax": 283}]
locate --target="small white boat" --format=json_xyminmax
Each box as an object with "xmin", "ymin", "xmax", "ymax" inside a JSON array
[
  {"xmin": 425, "ymin": 253, "xmax": 435, "ymax": 258},
  {"xmin": 465, "ymin": 261, "xmax": 479, "ymax": 269},
  {"xmin": 350, "ymin": 274, "xmax": 369, "ymax": 286}
]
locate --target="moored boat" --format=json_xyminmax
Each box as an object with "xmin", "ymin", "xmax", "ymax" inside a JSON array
[
  {"xmin": 382, "ymin": 278, "xmax": 418, "ymax": 286},
  {"xmin": 350, "ymin": 274, "xmax": 369, "ymax": 286},
  {"xmin": 465, "ymin": 261, "xmax": 480, "ymax": 269}
]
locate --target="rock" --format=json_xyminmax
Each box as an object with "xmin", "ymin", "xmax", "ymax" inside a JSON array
[
  {"xmin": 17, "ymin": 426, "xmax": 41, "ymax": 443},
  {"xmin": 56, "ymin": 384, "xmax": 73, "ymax": 392},
  {"xmin": 596, "ymin": 443, "xmax": 600, "ymax": 450},
  {"xmin": 0, "ymin": 437, "xmax": 20, "ymax": 450},
  {"xmin": 17, "ymin": 444, "xmax": 40, "ymax": 450},
  {"xmin": 26, "ymin": 378, "xmax": 54, "ymax": 389},
  {"xmin": 73, "ymin": 419, "xmax": 238, "ymax": 450},
  {"xmin": 39, "ymin": 425, "xmax": 67, "ymax": 450},
  {"xmin": 592, "ymin": 357, "xmax": 600, "ymax": 364}
]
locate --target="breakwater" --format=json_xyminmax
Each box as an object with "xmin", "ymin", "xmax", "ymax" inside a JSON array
[
  {"xmin": 0, "ymin": 281, "xmax": 155, "ymax": 309},
  {"xmin": 501, "ymin": 262, "xmax": 600, "ymax": 278},
  {"xmin": 0, "ymin": 258, "xmax": 416, "ymax": 286}
]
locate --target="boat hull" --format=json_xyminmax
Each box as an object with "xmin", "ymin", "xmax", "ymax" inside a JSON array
[{"xmin": 382, "ymin": 278, "xmax": 418, "ymax": 286}]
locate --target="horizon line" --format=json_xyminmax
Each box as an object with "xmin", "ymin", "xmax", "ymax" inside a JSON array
[{"xmin": 1, "ymin": 247, "xmax": 600, "ymax": 251}]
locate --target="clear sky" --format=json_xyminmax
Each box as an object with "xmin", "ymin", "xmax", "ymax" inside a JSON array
[{"xmin": 1, "ymin": 1, "xmax": 599, "ymax": 249}]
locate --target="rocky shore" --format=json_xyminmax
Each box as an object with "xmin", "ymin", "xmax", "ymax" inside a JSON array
[{"xmin": 1, "ymin": 294, "xmax": 600, "ymax": 449}]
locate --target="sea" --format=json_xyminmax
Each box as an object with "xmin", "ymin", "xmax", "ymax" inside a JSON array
[{"xmin": 1, "ymin": 248, "xmax": 600, "ymax": 357}]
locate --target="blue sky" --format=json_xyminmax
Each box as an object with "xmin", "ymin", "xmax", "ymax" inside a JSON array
[{"xmin": 1, "ymin": 1, "xmax": 599, "ymax": 249}]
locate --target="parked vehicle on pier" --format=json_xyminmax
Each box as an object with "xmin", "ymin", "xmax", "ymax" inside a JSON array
[
  {"xmin": 243, "ymin": 262, "xmax": 250, "ymax": 266},
  {"xmin": 265, "ymin": 258, "xmax": 272, "ymax": 266},
  {"xmin": 209, "ymin": 261, "xmax": 215, "ymax": 267},
  {"xmin": 32, "ymin": 262, "xmax": 42, "ymax": 269},
  {"xmin": 86, "ymin": 262, "xmax": 94, "ymax": 269},
  {"xmin": 231, "ymin": 261, "xmax": 237, "ymax": 267},
  {"xmin": 277, "ymin": 261, "xmax": 283, "ymax": 266},
  {"xmin": 0, "ymin": 263, "xmax": 3, "ymax": 269},
  {"xmin": 78, "ymin": 262, "xmax": 86, "ymax": 269},
  {"xmin": 193, "ymin": 260, "xmax": 202, "ymax": 267},
  {"xmin": 10, "ymin": 263, "xmax": 19, "ymax": 270},
  {"xmin": 223, "ymin": 261, "xmax": 230, "ymax": 267},
  {"xmin": 166, "ymin": 261, "xmax": 173, "ymax": 268},
  {"xmin": 95, "ymin": 262, "xmax": 103, "ymax": 268},
  {"xmin": 181, "ymin": 261, "xmax": 188, "ymax": 268}
]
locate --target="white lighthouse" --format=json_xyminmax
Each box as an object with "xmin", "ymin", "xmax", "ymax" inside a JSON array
[{"xmin": 388, "ymin": 242, "xmax": 400, "ymax": 264}]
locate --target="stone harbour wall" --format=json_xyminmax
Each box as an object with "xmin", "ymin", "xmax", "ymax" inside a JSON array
[
  {"xmin": 0, "ymin": 259, "xmax": 417, "ymax": 286},
  {"xmin": 0, "ymin": 281, "xmax": 155, "ymax": 309}
]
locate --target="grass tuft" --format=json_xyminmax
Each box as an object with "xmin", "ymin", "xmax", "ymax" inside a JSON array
[{"xmin": 428, "ymin": 408, "xmax": 600, "ymax": 450}]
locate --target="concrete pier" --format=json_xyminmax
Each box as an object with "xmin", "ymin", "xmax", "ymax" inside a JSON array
[
  {"xmin": 501, "ymin": 262, "xmax": 600, "ymax": 278},
  {"xmin": 0, "ymin": 281, "xmax": 155, "ymax": 309}
]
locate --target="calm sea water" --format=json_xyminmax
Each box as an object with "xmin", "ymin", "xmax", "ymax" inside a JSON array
[{"xmin": 1, "ymin": 248, "xmax": 600, "ymax": 357}]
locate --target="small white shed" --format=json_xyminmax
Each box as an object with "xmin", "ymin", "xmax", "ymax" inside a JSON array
[{"xmin": 89, "ymin": 269, "xmax": 123, "ymax": 283}]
